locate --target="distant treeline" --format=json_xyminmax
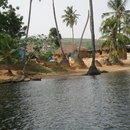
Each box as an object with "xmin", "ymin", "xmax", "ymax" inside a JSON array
[{"xmin": 62, "ymin": 38, "xmax": 103, "ymax": 49}]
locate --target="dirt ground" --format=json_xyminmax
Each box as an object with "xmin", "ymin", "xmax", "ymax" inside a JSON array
[{"xmin": 0, "ymin": 57, "xmax": 130, "ymax": 83}]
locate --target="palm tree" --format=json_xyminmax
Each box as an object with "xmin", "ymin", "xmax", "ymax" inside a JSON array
[
  {"xmin": 52, "ymin": 0, "xmax": 68, "ymax": 62},
  {"xmin": 87, "ymin": 0, "xmax": 100, "ymax": 75},
  {"xmin": 100, "ymin": 0, "xmax": 130, "ymax": 62},
  {"xmin": 102, "ymin": 0, "xmax": 130, "ymax": 34},
  {"xmin": 26, "ymin": 0, "xmax": 41, "ymax": 38},
  {"xmin": 0, "ymin": 33, "xmax": 18, "ymax": 76},
  {"xmin": 77, "ymin": 10, "xmax": 89, "ymax": 57},
  {"xmin": 23, "ymin": 0, "xmax": 41, "ymax": 74},
  {"xmin": 62, "ymin": 6, "xmax": 80, "ymax": 44}
]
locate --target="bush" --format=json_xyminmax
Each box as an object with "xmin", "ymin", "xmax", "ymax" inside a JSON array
[{"xmin": 109, "ymin": 51, "xmax": 121, "ymax": 64}]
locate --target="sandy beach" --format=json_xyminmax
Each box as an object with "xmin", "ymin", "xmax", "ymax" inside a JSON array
[{"xmin": 0, "ymin": 58, "xmax": 130, "ymax": 84}]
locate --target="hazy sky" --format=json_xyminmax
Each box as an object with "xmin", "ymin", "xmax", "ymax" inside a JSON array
[{"xmin": 8, "ymin": 0, "xmax": 130, "ymax": 39}]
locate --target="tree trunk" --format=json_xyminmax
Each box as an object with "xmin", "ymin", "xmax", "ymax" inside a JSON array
[
  {"xmin": 7, "ymin": 69, "xmax": 14, "ymax": 76},
  {"xmin": 26, "ymin": 0, "xmax": 32, "ymax": 38},
  {"xmin": 7, "ymin": 58, "xmax": 14, "ymax": 76},
  {"xmin": 78, "ymin": 10, "xmax": 89, "ymax": 57},
  {"xmin": 22, "ymin": 59, "xmax": 29, "ymax": 75},
  {"xmin": 87, "ymin": 0, "xmax": 100, "ymax": 75},
  {"xmin": 52, "ymin": 0, "xmax": 67, "ymax": 62},
  {"xmin": 72, "ymin": 26, "xmax": 74, "ymax": 44}
]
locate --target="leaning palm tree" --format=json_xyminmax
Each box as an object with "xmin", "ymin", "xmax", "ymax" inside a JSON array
[
  {"xmin": 26, "ymin": 0, "xmax": 41, "ymax": 38},
  {"xmin": 52, "ymin": 0, "xmax": 68, "ymax": 62},
  {"xmin": 87, "ymin": 0, "xmax": 100, "ymax": 75},
  {"xmin": 62, "ymin": 6, "xmax": 80, "ymax": 44},
  {"xmin": 23, "ymin": 0, "xmax": 41, "ymax": 74},
  {"xmin": 77, "ymin": 10, "xmax": 89, "ymax": 57}
]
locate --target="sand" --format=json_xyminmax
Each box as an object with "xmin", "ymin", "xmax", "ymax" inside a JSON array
[{"xmin": 0, "ymin": 59, "xmax": 130, "ymax": 83}]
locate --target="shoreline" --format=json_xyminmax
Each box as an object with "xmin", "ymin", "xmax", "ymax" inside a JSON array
[{"xmin": 0, "ymin": 62, "xmax": 130, "ymax": 84}]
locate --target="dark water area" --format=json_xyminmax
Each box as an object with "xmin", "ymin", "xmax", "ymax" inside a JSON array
[{"xmin": 0, "ymin": 71, "xmax": 130, "ymax": 130}]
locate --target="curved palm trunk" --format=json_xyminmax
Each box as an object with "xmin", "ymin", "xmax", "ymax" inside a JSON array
[
  {"xmin": 72, "ymin": 26, "xmax": 74, "ymax": 44},
  {"xmin": 87, "ymin": 0, "xmax": 100, "ymax": 75},
  {"xmin": 26, "ymin": 0, "xmax": 32, "ymax": 38},
  {"xmin": 22, "ymin": 0, "xmax": 33, "ymax": 75},
  {"xmin": 78, "ymin": 10, "xmax": 89, "ymax": 57},
  {"xmin": 52, "ymin": 0, "xmax": 67, "ymax": 61},
  {"xmin": 7, "ymin": 57, "xmax": 14, "ymax": 76}
]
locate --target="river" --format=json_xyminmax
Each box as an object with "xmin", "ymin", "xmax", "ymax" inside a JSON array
[{"xmin": 0, "ymin": 71, "xmax": 130, "ymax": 130}]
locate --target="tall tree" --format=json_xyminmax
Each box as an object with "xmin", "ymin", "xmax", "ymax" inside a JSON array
[
  {"xmin": 0, "ymin": 0, "xmax": 8, "ymax": 8},
  {"xmin": 0, "ymin": 33, "xmax": 19, "ymax": 75},
  {"xmin": 23, "ymin": 0, "xmax": 41, "ymax": 74},
  {"xmin": 0, "ymin": 5, "xmax": 26, "ymax": 38},
  {"xmin": 78, "ymin": 10, "xmax": 89, "ymax": 57},
  {"xmin": 26, "ymin": 0, "xmax": 41, "ymax": 38},
  {"xmin": 102, "ymin": 0, "xmax": 130, "ymax": 34},
  {"xmin": 52, "ymin": 0, "xmax": 67, "ymax": 61},
  {"xmin": 48, "ymin": 27, "xmax": 62, "ymax": 47},
  {"xmin": 100, "ymin": 0, "xmax": 130, "ymax": 62},
  {"xmin": 62, "ymin": 6, "xmax": 80, "ymax": 44},
  {"xmin": 87, "ymin": 0, "xmax": 100, "ymax": 75}
]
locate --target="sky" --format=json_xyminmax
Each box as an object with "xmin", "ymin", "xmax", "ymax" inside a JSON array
[{"xmin": 8, "ymin": 0, "xmax": 130, "ymax": 39}]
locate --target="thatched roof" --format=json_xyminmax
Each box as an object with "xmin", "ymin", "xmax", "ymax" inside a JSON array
[{"xmin": 55, "ymin": 44, "xmax": 87, "ymax": 55}]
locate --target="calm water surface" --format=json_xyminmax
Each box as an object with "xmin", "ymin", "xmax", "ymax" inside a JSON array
[{"xmin": 0, "ymin": 71, "xmax": 130, "ymax": 130}]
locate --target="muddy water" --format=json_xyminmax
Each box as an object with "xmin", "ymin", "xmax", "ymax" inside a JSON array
[{"xmin": 0, "ymin": 71, "xmax": 130, "ymax": 130}]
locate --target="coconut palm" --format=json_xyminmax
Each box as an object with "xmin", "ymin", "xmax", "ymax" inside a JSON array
[
  {"xmin": 62, "ymin": 6, "xmax": 80, "ymax": 44},
  {"xmin": 100, "ymin": 0, "xmax": 130, "ymax": 62},
  {"xmin": 77, "ymin": 10, "xmax": 89, "ymax": 57},
  {"xmin": 87, "ymin": 0, "xmax": 100, "ymax": 75},
  {"xmin": 26, "ymin": 0, "xmax": 41, "ymax": 38},
  {"xmin": 102, "ymin": 0, "xmax": 130, "ymax": 34},
  {"xmin": 0, "ymin": 33, "xmax": 19, "ymax": 75},
  {"xmin": 23, "ymin": 0, "xmax": 41, "ymax": 74},
  {"xmin": 100, "ymin": 16, "xmax": 130, "ymax": 61},
  {"xmin": 52, "ymin": 0, "xmax": 67, "ymax": 62}
]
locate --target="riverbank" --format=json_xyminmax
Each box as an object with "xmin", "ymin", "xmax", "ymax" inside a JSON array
[{"xmin": 0, "ymin": 59, "xmax": 130, "ymax": 84}]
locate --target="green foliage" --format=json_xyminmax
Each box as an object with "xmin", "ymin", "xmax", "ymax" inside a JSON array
[
  {"xmin": 0, "ymin": 4, "xmax": 26, "ymax": 38},
  {"xmin": 62, "ymin": 6, "xmax": 80, "ymax": 28},
  {"xmin": 100, "ymin": 0, "xmax": 130, "ymax": 61},
  {"xmin": 62, "ymin": 38, "xmax": 103, "ymax": 49},
  {"xmin": 37, "ymin": 50, "xmax": 53, "ymax": 61},
  {"xmin": 35, "ymin": 69, "xmax": 51, "ymax": 73},
  {"xmin": 20, "ymin": 34, "xmax": 54, "ymax": 62},
  {"xmin": 0, "ymin": 0, "xmax": 8, "ymax": 8},
  {"xmin": 48, "ymin": 27, "xmax": 62, "ymax": 47},
  {"xmin": 0, "ymin": 33, "xmax": 20, "ymax": 71},
  {"xmin": 109, "ymin": 51, "xmax": 120, "ymax": 64},
  {"xmin": 53, "ymin": 65, "xmax": 67, "ymax": 72}
]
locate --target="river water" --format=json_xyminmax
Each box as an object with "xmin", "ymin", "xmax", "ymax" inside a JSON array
[{"xmin": 0, "ymin": 71, "xmax": 130, "ymax": 130}]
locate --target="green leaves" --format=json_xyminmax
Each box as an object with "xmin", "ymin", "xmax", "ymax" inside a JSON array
[
  {"xmin": 0, "ymin": 33, "xmax": 19, "ymax": 66},
  {"xmin": 100, "ymin": 0, "xmax": 130, "ymax": 60},
  {"xmin": 48, "ymin": 27, "xmax": 61, "ymax": 47},
  {"xmin": 62, "ymin": 6, "xmax": 80, "ymax": 28},
  {"xmin": 0, "ymin": 0, "xmax": 8, "ymax": 8},
  {"xmin": 0, "ymin": 4, "xmax": 26, "ymax": 38}
]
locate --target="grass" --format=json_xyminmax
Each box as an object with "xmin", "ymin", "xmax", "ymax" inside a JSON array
[
  {"xmin": 52, "ymin": 66, "xmax": 67, "ymax": 72},
  {"xmin": 35, "ymin": 69, "xmax": 51, "ymax": 73}
]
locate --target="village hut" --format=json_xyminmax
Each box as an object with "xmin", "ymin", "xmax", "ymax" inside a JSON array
[{"xmin": 54, "ymin": 44, "xmax": 89, "ymax": 62}]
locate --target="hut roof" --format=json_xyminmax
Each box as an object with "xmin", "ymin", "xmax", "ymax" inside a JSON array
[{"xmin": 55, "ymin": 44, "xmax": 87, "ymax": 55}]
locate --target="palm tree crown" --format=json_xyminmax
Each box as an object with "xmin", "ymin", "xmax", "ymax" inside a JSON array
[
  {"xmin": 62, "ymin": 6, "xmax": 80, "ymax": 44},
  {"xmin": 62, "ymin": 6, "xmax": 79, "ymax": 28},
  {"xmin": 107, "ymin": 0, "xmax": 126, "ymax": 11},
  {"xmin": 100, "ymin": 0, "xmax": 130, "ymax": 63}
]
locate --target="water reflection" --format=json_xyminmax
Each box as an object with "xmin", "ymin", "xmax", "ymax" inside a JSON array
[{"xmin": 0, "ymin": 71, "xmax": 130, "ymax": 129}]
